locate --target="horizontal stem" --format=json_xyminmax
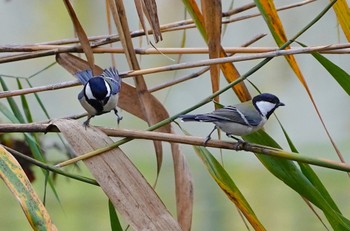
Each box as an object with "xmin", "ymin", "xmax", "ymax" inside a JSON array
[
  {"xmin": 1, "ymin": 43, "xmax": 349, "ymax": 99},
  {"xmin": 1, "ymin": 45, "xmax": 350, "ymax": 54},
  {"xmin": 1, "ymin": 123, "xmax": 349, "ymax": 172},
  {"xmin": 4, "ymin": 146, "xmax": 98, "ymax": 186}
]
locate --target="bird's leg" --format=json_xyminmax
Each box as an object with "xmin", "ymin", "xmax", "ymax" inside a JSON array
[
  {"xmin": 83, "ymin": 115, "xmax": 94, "ymax": 128},
  {"xmin": 114, "ymin": 108, "xmax": 123, "ymax": 124},
  {"xmin": 204, "ymin": 126, "xmax": 217, "ymax": 145},
  {"xmin": 227, "ymin": 134, "xmax": 246, "ymax": 151}
]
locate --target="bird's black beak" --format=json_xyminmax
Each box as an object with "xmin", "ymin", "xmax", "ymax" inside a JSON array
[{"xmin": 279, "ymin": 102, "xmax": 285, "ymax": 106}]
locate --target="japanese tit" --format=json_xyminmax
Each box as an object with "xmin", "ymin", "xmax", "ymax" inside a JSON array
[
  {"xmin": 75, "ymin": 67, "xmax": 122, "ymax": 126},
  {"xmin": 179, "ymin": 93, "xmax": 284, "ymax": 142}
]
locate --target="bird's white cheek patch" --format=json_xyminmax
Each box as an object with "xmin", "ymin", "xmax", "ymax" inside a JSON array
[
  {"xmin": 104, "ymin": 80, "xmax": 111, "ymax": 97},
  {"xmin": 85, "ymin": 83, "xmax": 95, "ymax": 100},
  {"xmin": 256, "ymin": 101, "xmax": 276, "ymax": 116}
]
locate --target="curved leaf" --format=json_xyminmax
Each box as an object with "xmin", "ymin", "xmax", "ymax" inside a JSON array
[
  {"xmin": 312, "ymin": 52, "xmax": 350, "ymax": 96},
  {"xmin": 192, "ymin": 144, "xmax": 266, "ymax": 230},
  {"xmin": 54, "ymin": 119, "xmax": 182, "ymax": 231},
  {"xmin": 244, "ymin": 130, "xmax": 350, "ymax": 230},
  {"xmin": 0, "ymin": 145, "xmax": 56, "ymax": 231}
]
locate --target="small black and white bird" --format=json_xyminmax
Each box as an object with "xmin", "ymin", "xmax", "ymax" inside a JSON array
[
  {"xmin": 179, "ymin": 93, "xmax": 284, "ymax": 142},
  {"xmin": 75, "ymin": 67, "xmax": 122, "ymax": 126}
]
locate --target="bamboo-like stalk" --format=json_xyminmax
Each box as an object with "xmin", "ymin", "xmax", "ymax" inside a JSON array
[
  {"xmin": 0, "ymin": 123, "xmax": 349, "ymax": 172},
  {"xmin": 2, "ymin": 44, "xmax": 350, "ymax": 54},
  {"xmin": 1, "ymin": 42, "xmax": 349, "ymax": 99},
  {"xmin": 3, "ymin": 146, "xmax": 98, "ymax": 186},
  {"xmin": 0, "ymin": 0, "xmax": 318, "ymax": 64}
]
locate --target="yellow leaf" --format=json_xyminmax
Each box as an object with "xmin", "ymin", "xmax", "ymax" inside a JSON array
[
  {"xmin": 0, "ymin": 145, "xmax": 56, "ymax": 231},
  {"xmin": 332, "ymin": 0, "xmax": 350, "ymax": 42}
]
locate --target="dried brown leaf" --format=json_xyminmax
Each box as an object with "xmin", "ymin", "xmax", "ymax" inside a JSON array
[
  {"xmin": 53, "ymin": 119, "xmax": 181, "ymax": 231},
  {"xmin": 134, "ymin": 0, "xmax": 150, "ymax": 43},
  {"xmin": 170, "ymin": 128, "xmax": 193, "ymax": 231},
  {"xmin": 108, "ymin": 0, "xmax": 164, "ymax": 180},
  {"xmin": 107, "ymin": 1, "xmax": 194, "ymax": 228},
  {"xmin": 139, "ymin": 0, "xmax": 163, "ymax": 43},
  {"xmin": 56, "ymin": 52, "xmax": 193, "ymax": 230},
  {"xmin": 63, "ymin": 0, "xmax": 97, "ymax": 75},
  {"xmin": 183, "ymin": 0, "xmax": 251, "ymax": 101}
]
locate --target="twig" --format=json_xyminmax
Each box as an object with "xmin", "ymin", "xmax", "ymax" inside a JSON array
[
  {"xmin": 1, "ymin": 42, "xmax": 347, "ymax": 99},
  {"xmin": 1, "ymin": 123, "xmax": 349, "ymax": 172},
  {"xmin": 3, "ymin": 146, "xmax": 98, "ymax": 186},
  {"xmin": 0, "ymin": 0, "xmax": 318, "ymax": 64}
]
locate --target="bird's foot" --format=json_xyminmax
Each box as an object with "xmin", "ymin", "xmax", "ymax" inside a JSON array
[
  {"xmin": 203, "ymin": 135, "xmax": 212, "ymax": 146},
  {"xmin": 114, "ymin": 109, "xmax": 123, "ymax": 124},
  {"xmin": 83, "ymin": 120, "xmax": 90, "ymax": 130},
  {"xmin": 83, "ymin": 116, "xmax": 93, "ymax": 129},
  {"xmin": 227, "ymin": 134, "xmax": 246, "ymax": 151}
]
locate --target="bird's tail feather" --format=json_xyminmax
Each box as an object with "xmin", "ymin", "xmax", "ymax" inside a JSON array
[
  {"xmin": 178, "ymin": 114, "xmax": 200, "ymax": 122},
  {"xmin": 103, "ymin": 67, "xmax": 121, "ymax": 83},
  {"xmin": 75, "ymin": 69, "xmax": 93, "ymax": 84}
]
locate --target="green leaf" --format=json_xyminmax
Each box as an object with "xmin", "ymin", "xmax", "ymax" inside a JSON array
[
  {"xmin": 17, "ymin": 79, "xmax": 33, "ymax": 123},
  {"xmin": 244, "ymin": 130, "xmax": 350, "ymax": 230},
  {"xmin": 192, "ymin": 145, "xmax": 266, "ymax": 230},
  {"xmin": 0, "ymin": 76, "xmax": 61, "ymax": 204},
  {"xmin": 312, "ymin": 52, "xmax": 350, "ymax": 96},
  {"xmin": 279, "ymin": 122, "xmax": 341, "ymax": 213},
  {"xmin": 0, "ymin": 77, "xmax": 26, "ymax": 123},
  {"xmin": 109, "ymin": 200, "xmax": 123, "ymax": 231}
]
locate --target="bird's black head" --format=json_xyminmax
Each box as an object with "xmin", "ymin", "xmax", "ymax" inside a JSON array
[
  {"xmin": 85, "ymin": 77, "xmax": 111, "ymax": 100},
  {"xmin": 252, "ymin": 93, "xmax": 285, "ymax": 118}
]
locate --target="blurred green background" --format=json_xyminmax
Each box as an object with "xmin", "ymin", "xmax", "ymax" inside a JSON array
[{"xmin": 1, "ymin": 0, "xmax": 350, "ymax": 230}]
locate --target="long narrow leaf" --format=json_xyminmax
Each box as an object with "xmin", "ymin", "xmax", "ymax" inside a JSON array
[
  {"xmin": 189, "ymin": 137, "xmax": 265, "ymax": 230},
  {"xmin": 332, "ymin": 0, "xmax": 350, "ymax": 42},
  {"xmin": 63, "ymin": 0, "xmax": 96, "ymax": 74},
  {"xmin": 182, "ymin": 0, "xmax": 251, "ymax": 102},
  {"xmin": 0, "ymin": 145, "xmax": 57, "ymax": 231},
  {"xmin": 1, "ymin": 77, "xmax": 61, "ymax": 203},
  {"xmin": 312, "ymin": 52, "xmax": 350, "ymax": 96},
  {"xmin": 109, "ymin": 200, "xmax": 123, "ymax": 231},
  {"xmin": 254, "ymin": 0, "xmax": 344, "ymax": 164},
  {"xmin": 244, "ymin": 131, "xmax": 350, "ymax": 230}
]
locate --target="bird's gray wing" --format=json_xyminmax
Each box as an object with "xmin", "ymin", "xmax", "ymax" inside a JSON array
[
  {"xmin": 196, "ymin": 105, "xmax": 262, "ymax": 126},
  {"xmin": 102, "ymin": 67, "xmax": 121, "ymax": 94},
  {"xmin": 78, "ymin": 90, "xmax": 84, "ymax": 100},
  {"xmin": 75, "ymin": 69, "xmax": 93, "ymax": 84},
  {"xmin": 234, "ymin": 103, "xmax": 262, "ymax": 126},
  {"xmin": 194, "ymin": 106, "xmax": 248, "ymax": 125}
]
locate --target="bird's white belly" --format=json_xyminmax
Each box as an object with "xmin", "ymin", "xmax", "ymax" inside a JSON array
[
  {"xmin": 80, "ymin": 98, "xmax": 97, "ymax": 115},
  {"xmin": 214, "ymin": 119, "xmax": 266, "ymax": 136},
  {"xmin": 103, "ymin": 94, "xmax": 119, "ymax": 112}
]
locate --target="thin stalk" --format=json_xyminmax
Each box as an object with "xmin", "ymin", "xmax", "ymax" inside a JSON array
[
  {"xmin": 1, "ymin": 43, "xmax": 349, "ymax": 99},
  {"xmin": 1, "ymin": 44, "xmax": 350, "ymax": 54},
  {"xmin": 0, "ymin": 0, "xmax": 320, "ymax": 64},
  {"xmin": 1, "ymin": 124, "xmax": 350, "ymax": 172},
  {"xmin": 4, "ymin": 146, "xmax": 98, "ymax": 186}
]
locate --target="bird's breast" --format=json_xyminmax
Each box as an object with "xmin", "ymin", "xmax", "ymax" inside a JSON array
[{"xmin": 214, "ymin": 117, "xmax": 266, "ymax": 136}]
